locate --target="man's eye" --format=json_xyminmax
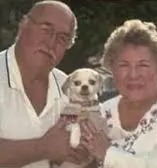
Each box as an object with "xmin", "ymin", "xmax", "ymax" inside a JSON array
[
  {"xmin": 74, "ymin": 80, "xmax": 81, "ymax": 86},
  {"xmin": 57, "ymin": 35, "xmax": 70, "ymax": 45},
  {"xmin": 39, "ymin": 25, "xmax": 52, "ymax": 34},
  {"xmin": 89, "ymin": 79, "xmax": 96, "ymax": 85},
  {"xmin": 40, "ymin": 25, "xmax": 49, "ymax": 30}
]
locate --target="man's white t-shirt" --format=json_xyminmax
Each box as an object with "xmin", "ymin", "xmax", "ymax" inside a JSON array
[{"xmin": 0, "ymin": 45, "xmax": 67, "ymax": 168}]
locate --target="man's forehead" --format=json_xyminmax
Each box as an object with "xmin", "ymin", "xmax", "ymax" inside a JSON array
[{"xmin": 29, "ymin": 1, "xmax": 72, "ymax": 18}]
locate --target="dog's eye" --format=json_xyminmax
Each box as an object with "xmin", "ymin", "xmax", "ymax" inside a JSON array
[
  {"xmin": 89, "ymin": 79, "xmax": 96, "ymax": 85},
  {"xmin": 74, "ymin": 80, "xmax": 81, "ymax": 86}
]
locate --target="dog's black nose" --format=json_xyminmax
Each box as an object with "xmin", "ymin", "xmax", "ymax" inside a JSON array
[{"xmin": 81, "ymin": 85, "xmax": 88, "ymax": 91}]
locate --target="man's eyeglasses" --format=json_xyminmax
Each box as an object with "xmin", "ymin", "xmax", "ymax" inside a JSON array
[{"xmin": 27, "ymin": 15, "xmax": 72, "ymax": 48}]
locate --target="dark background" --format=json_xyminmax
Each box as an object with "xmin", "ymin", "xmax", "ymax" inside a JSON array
[{"xmin": 0, "ymin": 0, "xmax": 157, "ymax": 73}]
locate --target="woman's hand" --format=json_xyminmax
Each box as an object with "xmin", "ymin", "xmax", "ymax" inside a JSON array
[{"xmin": 80, "ymin": 119, "xmax": 110, "ymax": 162}]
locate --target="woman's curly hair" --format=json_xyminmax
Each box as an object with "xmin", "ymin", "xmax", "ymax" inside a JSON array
[{"xmin": 102, "ymin": 19, "xmax": 157, "ymax": 70}]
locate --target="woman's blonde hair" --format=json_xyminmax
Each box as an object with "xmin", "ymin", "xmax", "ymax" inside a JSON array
[{"xmin": 102, "ymin": 19, "xmax": 157, "ymax": 70}]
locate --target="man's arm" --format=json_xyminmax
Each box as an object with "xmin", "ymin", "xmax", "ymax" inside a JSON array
[
  {"xmin": 0, "ymin": 138, "xmax": 44, "ymax": 167},
  {"xmin": 0, "ymin": 118, "xmax": 80, "ymax": 167}
]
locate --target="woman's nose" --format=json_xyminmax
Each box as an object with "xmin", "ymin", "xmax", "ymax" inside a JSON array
[{"xmin": 128, "ymin": 66, "xmax": 140, "ymax": 79}]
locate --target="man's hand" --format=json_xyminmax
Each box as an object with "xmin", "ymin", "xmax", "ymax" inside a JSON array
[
  {"xmin": 39, "ymin": 117, "xmax": 71, "ymax": 163},
  {"xmin": 65, "ymin": 144, "xmax": 90, "ymax": 164},
  {"xmin": 39, "ymin": 117, "xmax": 90, "ymax": 165}
]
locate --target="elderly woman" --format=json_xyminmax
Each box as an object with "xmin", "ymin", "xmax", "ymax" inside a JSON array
[{"xmin": 81, "ymin": 19, "xmax": 157, "ymax": 168}]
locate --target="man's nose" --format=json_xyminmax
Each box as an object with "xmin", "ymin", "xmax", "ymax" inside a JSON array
[{"xmin": 49, "ymin": 32, "xmax": 57, "ymax": 47}]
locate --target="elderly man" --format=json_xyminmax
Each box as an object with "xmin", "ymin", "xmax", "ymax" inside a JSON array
[{"xmin": 0, "ymin": 1, "xmax": 87, "ymax": 168}]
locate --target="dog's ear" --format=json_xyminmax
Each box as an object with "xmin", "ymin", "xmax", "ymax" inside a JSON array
[{"xmin": 62, "ymin": 75, "xmax": 71, "ymax": 97}]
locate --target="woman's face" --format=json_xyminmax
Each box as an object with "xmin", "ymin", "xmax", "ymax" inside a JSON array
[{"xmin": 111, "ymin": 44, "xmax": 157, "ymax": 103}]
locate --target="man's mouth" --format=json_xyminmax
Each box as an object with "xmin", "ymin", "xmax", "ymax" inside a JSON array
[{"xmin": 39, "ymin": 49, "xmax": 56, "ymax": 62}]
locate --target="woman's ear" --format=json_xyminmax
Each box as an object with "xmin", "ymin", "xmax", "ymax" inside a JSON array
[
  {"xmin": 98, "ymin": 73, "xmax": 104, "ymax": 95},
  {"xmin": 98, "ymin": 73, "xmax": 115, "ymax": 96}
]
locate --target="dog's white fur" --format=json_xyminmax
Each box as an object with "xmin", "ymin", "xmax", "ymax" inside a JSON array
[{"xmin": 61, "ymin": 68, "xmax": 106, "ymax": 148}]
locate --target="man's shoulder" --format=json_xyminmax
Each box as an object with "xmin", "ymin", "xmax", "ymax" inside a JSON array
[
  {"xmin": 0, "ymin": 49, "xmax": 6, "ymax": 56},
  {"xmin": 0, "ymin": 49, "xmax": 8, "ymax": 79},
  {"xmin": 52, "ymin": 68, "xmax": 68, "ymax": 86},
  {"xmin": 52, "ymin": 68, "xmax": 68, "ymax": 78},
  {"xmin": 0, "ymin": 46, "xmax": 14, "ymax": 85},
  {"xmin": 0, "ymin": 49, "xmax": 7, "ymax": 61}
]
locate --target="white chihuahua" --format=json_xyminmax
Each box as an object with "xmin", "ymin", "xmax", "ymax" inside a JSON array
[{"xmin": 61, "ymin": 68, "xmax": 106, "ymax": 148}]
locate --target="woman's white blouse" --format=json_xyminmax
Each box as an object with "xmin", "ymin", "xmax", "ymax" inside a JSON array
[{"xmin": 101, "ymin": 95, "xmax": 157, "ymax": 168}]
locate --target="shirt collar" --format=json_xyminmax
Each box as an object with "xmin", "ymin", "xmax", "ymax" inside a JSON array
[
  {"xmin": 6, "ymin": 44, "xmax": 24, "ymax": 91},
  {"xmin": 6, "ymin": 44, "xmax": 62, "ymax": 98}
]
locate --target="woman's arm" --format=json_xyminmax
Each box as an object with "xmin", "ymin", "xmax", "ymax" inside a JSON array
[
  {"xmin": 81, "ymin": 120, "xmax": 157, "ymax": 168},
  {"xmin": 104, "ymin": 146, "xmax": 157, "ymax": 168}
]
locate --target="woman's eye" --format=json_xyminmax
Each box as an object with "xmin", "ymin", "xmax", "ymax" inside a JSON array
[
  {"xmin": 139, "ymin": 64, "xmax": 150, "ymax": 67},
  {"xmin": 117, "ymin": 64, "xmax": 128, "ymax": 68}
]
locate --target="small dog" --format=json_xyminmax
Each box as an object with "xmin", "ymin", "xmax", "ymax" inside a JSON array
[{"xmin": 61, "ymin": 68, "xmax": 106, "ymax": 148}]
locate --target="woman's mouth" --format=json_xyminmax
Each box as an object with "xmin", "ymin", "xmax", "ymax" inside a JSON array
[{"xmin": 127, "ymin": 83, "xmax": 143, "ymax": 90}]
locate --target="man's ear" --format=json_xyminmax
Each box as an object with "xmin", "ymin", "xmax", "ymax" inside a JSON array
[
  {"xmin": 62, "ymin": 75, "xmax": 71, "ymax": 97},
  {"xmin": 16, "ymin": 15, "xmax": 28, "ymax": 37}
]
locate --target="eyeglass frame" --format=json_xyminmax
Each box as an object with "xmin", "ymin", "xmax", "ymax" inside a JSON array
[{"xmin": 26, "ymin": 14, "xmax": 73, "ymax": 49}]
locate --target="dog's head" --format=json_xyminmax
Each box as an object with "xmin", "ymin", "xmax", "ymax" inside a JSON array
[{"xmin": 62, "ymin": 68, "xmax": 103, "ymax": 102}]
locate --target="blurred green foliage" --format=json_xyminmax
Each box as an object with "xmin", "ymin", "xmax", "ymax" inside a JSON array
[{"xmin": 0, "ymin": 0, "xmax": 157, "ymax": 73}]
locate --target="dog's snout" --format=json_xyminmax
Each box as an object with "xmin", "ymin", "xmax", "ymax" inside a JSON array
[{"xmin": 81, "ymin": 85, "xmax": 88, "ymax": 91}]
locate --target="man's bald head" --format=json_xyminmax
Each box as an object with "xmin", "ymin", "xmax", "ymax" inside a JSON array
[{"xmin": 27, "ymin": 0, "xmax": 77, "ymax": 47}]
